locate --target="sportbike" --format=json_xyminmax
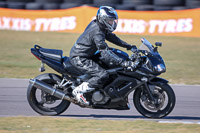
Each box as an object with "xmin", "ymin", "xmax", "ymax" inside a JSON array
[{"xmin": 27, "ymin": 38, "xmax": 176, "ymax": 118}]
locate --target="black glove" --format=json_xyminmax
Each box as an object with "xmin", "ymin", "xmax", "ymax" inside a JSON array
[
  {"xmin": 127, "ymin": 44, "xmax": 137, "ymax": 51},
  {"xmin": 121, "ymin": 60, "xmax": 137, "ymax": 71}
]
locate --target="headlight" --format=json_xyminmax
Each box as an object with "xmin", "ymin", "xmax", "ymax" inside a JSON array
[{"xmin": 154, "ymin": 64, "xmax": 166, "ymax": 72}]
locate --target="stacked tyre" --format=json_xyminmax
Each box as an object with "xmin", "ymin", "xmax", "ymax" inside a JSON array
[
  {"xmin": 154, "ymin": 0, "xmax": 185, "ymax": 11},
  {"xmin": 1, "ymin": 0, "xmax": 200, "ymax": 11},
  {"xmin": 123, "ymin": 0, "xmax": 152, "ymax": 5},
  {"xmin": 60, "ymin": 0, "xmax": 86, "ymax": 10},
  {"xmin": 0, "ymin": 0, "xmax": 93, "ymax": 10},
  {"xmin": 25, "ymin": 3, "xmax": 43, "ymax": 10},
  {"xmin": 93, "ymin": 0, "xmax": 121, "ymax": 8},
  {"xmin": 116, "ymin": 0, "xmax": 152, "ymax": 10},
  {"xmin": 26, "ymin": 0, "xmax": 61, "ymax": 10},
  {"xmin": 3, "ymin": 0, "xmax": 33, "ymax": 9},
  {"xmin": 0, "ymin": 1, "xmax": 7, "ymax": 8},
  {"xmin": 186, "ymin": 0, "xmax": 200, "ymax": 9}
]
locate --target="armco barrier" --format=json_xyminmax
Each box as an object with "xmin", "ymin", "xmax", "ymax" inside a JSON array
[{"xmin": 0, "ymin": 6, "xmax": 200, "ymax": 37}]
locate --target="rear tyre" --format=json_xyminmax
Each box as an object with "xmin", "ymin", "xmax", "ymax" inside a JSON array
[
  {"xmin": 133, "ymin": 83, "xmax": 176, "ymax": 118},
  {"xmin": 27, "ymin": 73, "xmax": 71, "ymax": 116}
]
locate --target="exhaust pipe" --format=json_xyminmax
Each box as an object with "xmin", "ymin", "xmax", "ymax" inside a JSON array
[{"xmin": 29, "ymin": 79, "xmax": 72, "ymax": 101}]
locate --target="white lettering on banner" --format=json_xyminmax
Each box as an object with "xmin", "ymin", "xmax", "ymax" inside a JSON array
[
  {"xmin": 0, "ymin": 17, "xmax": 32, "ymax": 31},
  {"xmin": 176, "ymin": 19, "xmax": 186, "ymax": 32},
  {"xmin": 116, "ymin": 19, "xmax": 146, "ymax": 33},
  {"xmin": 60, "ymin": 17, "xmax": 76, "ymax": 30},
  {"xmin": 165, "ymin": 19, "xmax": 177, "ymax": 33},
  {"xmin": 2, "ymin": 17, "xmax": 11, "ymax": 29},
  {"xmin": 20, "ymin": 19, "xmax": 32, "ymax": 31},
  {"xmin": 11, "ymin": 18, "xmax": 20, "ymax": 30},
  {"xmin": 0, "ymin": 16, "xmax": 76, "ymax": 31},
  {"xmin": 0, "ymin": 16, "xmax": 193, "ymax": 34},
  {"xmin": 149, "ymin": 20, "xmax": 168, "ymax": 33},
  {"xmin": 34, "ymin": 16, "xmax": 76, "ymax": 31},
  {"xmin": 116, "ymin": 18, "xmax": 193, "ymax": 34},
  {"xmin": 35, "ymin": 18, "xmax": 51, "ymax": 31},
  {"xmin": 0, "ymin": 17, "xmax": 1, "ymax": 29},
  {"xmin": 182, "ymin": 18, "xmax": 193, "ymax": 32},
  {"xmin": 50, "ymin": 18, "xmax": 61, "ymax": 31}
]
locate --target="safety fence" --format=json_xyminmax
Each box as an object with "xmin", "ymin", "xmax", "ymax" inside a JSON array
[{"xmin": 0, "ymin": 6, "xmax": 200, "ymax": 37}]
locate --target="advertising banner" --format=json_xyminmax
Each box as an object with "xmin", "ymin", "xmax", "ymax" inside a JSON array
[{"xmin": 0, "ymin": 6, "xmax": 200, "ymax": 37}]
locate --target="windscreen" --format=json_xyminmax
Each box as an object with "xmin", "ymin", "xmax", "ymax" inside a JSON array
[{"xmin": 139, "ymin": 38, "xmax": 154, "ymax": 52}]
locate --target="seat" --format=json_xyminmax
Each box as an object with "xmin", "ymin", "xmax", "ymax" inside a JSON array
[{"xmin": 39, "ymin": 48, "xmax": 63, "ymax": 62}]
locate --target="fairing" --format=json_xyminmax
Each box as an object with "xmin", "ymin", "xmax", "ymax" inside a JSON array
[{"xmin": 140, "ymin": 38, "xmax": 166, "ymax": 74}]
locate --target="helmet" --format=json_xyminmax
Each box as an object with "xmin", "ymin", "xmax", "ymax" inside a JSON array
[{"xmin": 96, "ymin": 6, "xmax": 118, "ymax": 32}]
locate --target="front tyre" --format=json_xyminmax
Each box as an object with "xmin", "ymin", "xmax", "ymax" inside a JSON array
[
  {"xmin": 133, "ymin": 83, "xmax": 176, "ymax": 118},
  {"xmin": 27, "ymin": 73, "xmax": 71, "ymax": 116}
]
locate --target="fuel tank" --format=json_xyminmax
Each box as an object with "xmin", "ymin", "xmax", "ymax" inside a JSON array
[{"xmin": 93, "ymin": 48, "xmax": 129, "ymax": 69}]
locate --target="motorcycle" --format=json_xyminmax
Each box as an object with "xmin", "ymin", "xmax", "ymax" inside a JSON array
[{"xmin": 27, "ymin": 38, "xmax": 176, "ymax": 118}]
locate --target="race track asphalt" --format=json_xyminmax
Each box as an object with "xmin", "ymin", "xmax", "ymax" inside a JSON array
[{"xmin": 0, "ymin": 78, "xmax": 200, "ymax": 122}]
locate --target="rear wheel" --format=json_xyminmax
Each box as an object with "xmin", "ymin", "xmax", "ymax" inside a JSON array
[
  {"xmin": 133, "ymin": 83, "xmax": 176, "ymax": 118},
  {"xmin": 27, "ymin": 73, "xmax": 71, "ymax": 116}
]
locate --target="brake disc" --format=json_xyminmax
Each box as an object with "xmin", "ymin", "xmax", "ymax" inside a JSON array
[
  {"xmin": 143, "ymin": 88, "xmax": 165, "ymax": 111},
  {"xmin": 41, "ymin": 91, "xmax": 56, "ymax": 104}
]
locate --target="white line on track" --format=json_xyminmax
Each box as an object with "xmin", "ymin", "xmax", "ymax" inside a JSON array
[{"xmin": 158, "ymin": 121, "xmax": 200, "ymax": 124}]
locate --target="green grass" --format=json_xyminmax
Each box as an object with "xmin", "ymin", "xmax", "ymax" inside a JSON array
[
  {"xmin": 0, "ymin": 116, "xmax": 200, "ymax": 133},
  {"xmin": 0, "ymin": 30, "xmax": 200, "ymax": 84}
]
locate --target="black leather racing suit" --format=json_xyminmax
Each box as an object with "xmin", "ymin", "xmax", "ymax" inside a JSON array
[{"xmin": 70, "ymin": 19, "xmax": 132, "ymax": 88}]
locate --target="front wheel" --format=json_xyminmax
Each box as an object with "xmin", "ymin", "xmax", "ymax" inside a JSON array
[{"xmin": 133, "ymin": 83, "xmax": 176, "ymax": 118}]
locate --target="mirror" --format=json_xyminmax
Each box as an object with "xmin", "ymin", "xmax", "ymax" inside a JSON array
[{"xmin": 155, "ymin": 42, "xmax": 162, "ymax": 47}]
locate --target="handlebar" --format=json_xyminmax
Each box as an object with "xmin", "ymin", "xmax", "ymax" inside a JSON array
[
  {"xmin": 129, "ymin": 48, "xmax": 149, "ymax": 63},
  {"xmin": 131, "ymin": 48, "xmax": 148, "ymax": 55}
]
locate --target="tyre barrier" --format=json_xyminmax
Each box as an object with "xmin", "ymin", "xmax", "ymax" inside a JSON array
[
  {"xmin": 25, "ymin": 3, "xmax": 43, "ymax": 10},
  {"xmin": 6, "ymin": 0, "xmax": 33, "ymax": 2},
  {"xmin": 63, "ymin": 0, "xmax": 85, "ymax": 4},
  {"xmin": 153, "ymin": 0, "xmax": 184, "ymax": 6},
  {"xmin": 0, "ymin": 0, "xmax": 200, "ymax": 11},
  {"xmin": 60, "ymin": 3, "xmax": 81, "ymax": 9},
  {"xmin": 0, "ymin": 1, "xmax": 7, "ymax": 8},
  {"xmin": 94, "ymin": 0, "xmax": 121, "ymax": 5},
  {"xmin": 115, "ymin": 4, "xmax": 135, "ymax": 10},
  {"xmin": 84, "ymin": 0, "xmax": 93, "ymax": 4},
  {"xmin": 7, "ymin": 2, "xmax": 25, "ymax": 9},
  {"xmin": 135, "ymin": 5, "xmax": 154, "ymax": 11},
  {"xmin": 154, "ymin": 6, "xmax": 173, "ymax": 11},
  {"xmin": 35, "ymin": 0, "xmax": 63, "ymax": 3},
  {"xmin": 123, "ymin": 0, "xmax": 152, "ymax": 5},
  {"xmin": 93, "ymin": 3, "xmax": 116, "ymax": 8},
  {"xmin": 43, "ymin": 3, "xmax": 59, "ymax": 10},
  {"xmin": 186, "ymin": 0, "xmax": 200, "ymax": 9},
  {"xmin": 172, "ymin": 6, "xmax": 188, "ymax": 10}
]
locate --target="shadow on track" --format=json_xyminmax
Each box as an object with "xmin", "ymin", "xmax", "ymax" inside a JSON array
[
  {"xmin": 60, "ymin": 114, "xmax": 144, "ymax": 119},
  {"xmin": 164, "ymin": 116, "xmax": 200, "ymax": 120},
  {"xmin": 60, "ymin": 115, "xmax": 200, "ymax": 120}
]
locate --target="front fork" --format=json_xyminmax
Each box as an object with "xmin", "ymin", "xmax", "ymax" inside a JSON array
[
  {"xmin": 142, "ymin": 82, "xmax": 158, "ymax": 105},
  {"xmin": 144, "ymin": 83, "xmax": 154, "ymax": 100}
]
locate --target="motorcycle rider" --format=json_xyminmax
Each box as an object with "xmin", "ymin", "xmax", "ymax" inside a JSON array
[{"xmin": 70, "ymin": 6, "xmax": 138, "ymax": 105}]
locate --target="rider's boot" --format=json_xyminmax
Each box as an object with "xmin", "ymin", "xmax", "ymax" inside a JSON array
[{"xmin": 72, "ymin": 82, "xmax": 95, "ymax": 105}]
